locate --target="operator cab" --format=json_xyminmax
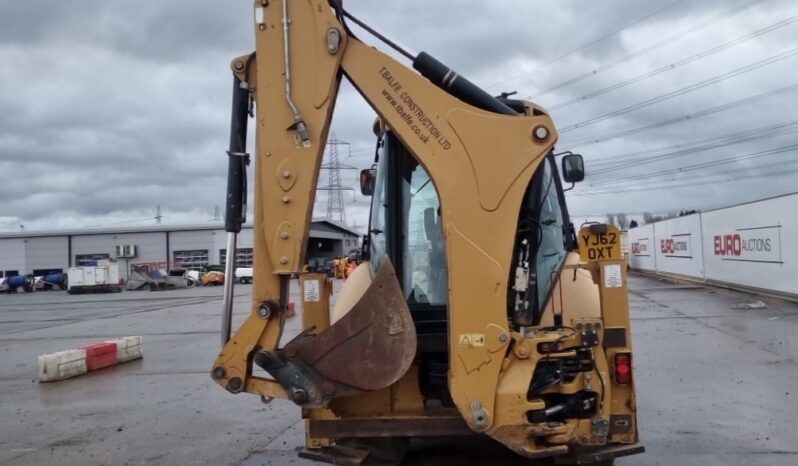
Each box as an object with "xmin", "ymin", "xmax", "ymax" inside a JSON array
[{"xmin": 363, "ymin": 129, "xmax": 578, "ymax": 402}]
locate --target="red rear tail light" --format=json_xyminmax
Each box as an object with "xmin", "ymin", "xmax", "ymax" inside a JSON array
[{"xmin": 614, "ymin": 352, "xmax": 632, "ymax": 385}]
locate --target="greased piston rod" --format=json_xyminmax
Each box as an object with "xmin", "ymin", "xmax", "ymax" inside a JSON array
[{"xmin": 221, "ymin": 75, "xmax": 250, "ymax": 345}]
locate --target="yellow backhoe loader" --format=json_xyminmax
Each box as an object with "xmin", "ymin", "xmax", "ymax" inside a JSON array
[{"xmin": 212, "ymin": 1, "xmax": 643, "ymax": 464}]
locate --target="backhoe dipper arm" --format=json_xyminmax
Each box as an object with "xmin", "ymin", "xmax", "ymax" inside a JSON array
[{"xmin": 211, "ymin": 0, "xmax": 558, "ymax": 446}]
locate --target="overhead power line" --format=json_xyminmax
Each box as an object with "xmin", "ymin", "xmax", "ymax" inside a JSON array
[
  {"xmin": 536, "ymin": 0, "xmax": 770, "ymax": 97},
  {"xmin": 583, "ymin": 143, "xmax": 798, "ymax": 188},
  {"xmin": 570, "ymin": 166, "xmax": 798, "ymax": 196},
  {"xmin": 569, "ymin": 82, "xmax": 798, "ymax": 146},
  {"xmin": 578, "ymin": 156, "xmax": 798, "ymax": 194},
  {"xmin": 549, "ymin": 15, "xmax": 798, "ymax": 111},
  {"xmin": 559, "ymin": 45, "xmax": 798, "ymax": 133},
  {"xmin": 574, "ymin": 157, "xmax": 798, "ymax": 194},
  {"xmin": 85, "ymin": 217, "xmax": 160, "ymax": 228},
  {"xmin": 588, "ymin": 119, "xmax": 798, "ymax": 168},
  {"xmin": 485, "ymin": 0, "xmax": 688, "ymax": 90},
  {"xmin": 586, "ymin": 119, "xmax": 798, "ymax": 176}
]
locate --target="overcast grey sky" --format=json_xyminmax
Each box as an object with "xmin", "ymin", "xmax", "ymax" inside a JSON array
[{"xmin": 1, "ymin": 0, "xmax": 796, "ymax": 232}]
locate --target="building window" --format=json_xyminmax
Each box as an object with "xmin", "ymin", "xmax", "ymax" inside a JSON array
[
  {"xmin": 345, "ymin": 237, "xmax": 358, "ymax": 251},
  {"xmin": 220, "ymin": 248, "xmax": 254, "ymax": 268},
  {"xmin": 131, "ymin": 264, "xmax": 151, "ymax": 274},
  {"xmin": 313, "ymin": 240, "xmax": 334, "ymax": 253},
  {"xmin": 33, "ymin": 268, "xmax": 63, "ymax": 277},
  {"xmin": 75, "ymin": 254, "xmax": 110, "ymax": 266},
  {"xmin": 130, "ymin": 262, "xmax": 169, "ymax": 274},
  {"xmin": 173, "ymin": 250, "xmax": 209, "ymax": 271},
  {"xmin": 2, "ymin": 270, "xmax": 18, "ymax": 278}
]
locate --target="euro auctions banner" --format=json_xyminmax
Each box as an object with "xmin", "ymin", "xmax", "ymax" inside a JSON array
[
  {"xmin": 628, "ymin": 193, "xmax": 798, "ymax": 297},
  {"xmin": 661, "ymin": 234, "xmax": 692, "ymax": 258},
  {"xmin": 712, "ymin": 226, "xmax": 782, "ymax": 264},
  {"xmin": 627, "ymin": 223, "xmax": 655, "ymax": 271},
  {"xmin": 631, "ymin": 237, "xmax": 650, "ymax": 256},
  {"xmin": 702, "ymin": 193, "xmax": 797, "ymax": 295},
  {"xmin": 653, "ymin": 214, "xmax": 704, "ymax": 278}
]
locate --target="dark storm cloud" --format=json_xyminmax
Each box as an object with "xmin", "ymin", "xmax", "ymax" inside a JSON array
[
  {"xmin": 1, "ymin": 0, "xmax": 796, "ymax": 231},
  {"xmin": 0, "ymin": 0, "xmax": 248, "ymax": 229},
  {"xmin": 0, "ymin": 0, "xmax": 248, "ymax": 61}
]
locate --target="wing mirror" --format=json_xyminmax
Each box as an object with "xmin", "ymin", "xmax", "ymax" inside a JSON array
[
  {"xmin": 561, "ymin": 153, "xmax": 585, "ymax": 183},
  {"xmin": 360, "ymin": 166, "xmax": 377, "ymax": 196}
]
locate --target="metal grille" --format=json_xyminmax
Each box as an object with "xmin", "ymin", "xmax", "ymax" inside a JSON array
[
  {"xmin": 220, "ymin": 248, "xmax": 254, "ymax": 268},
  {"xmin": 173, "ymin": 250, "xmax": 209, "ymax": 271},
  {"xmin": 75, "ymin": 253, "xmax": 110, "ymax": 267}
]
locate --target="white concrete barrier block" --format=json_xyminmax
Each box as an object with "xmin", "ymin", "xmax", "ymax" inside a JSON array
[
  {"xmin": 105, "ymin": 336, "xmax": 143, "ymax": 362},
  {"xmin": 38, "ymin": 349, "xmax": 87, "ymax": 382}
]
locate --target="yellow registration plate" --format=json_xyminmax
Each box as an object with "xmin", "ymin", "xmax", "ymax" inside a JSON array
[{"xmin": 578, "ymin": 224, "xmax": 622, "ymax": 262}]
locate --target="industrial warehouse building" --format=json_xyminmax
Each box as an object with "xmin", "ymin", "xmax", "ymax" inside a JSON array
[{"xmin": 0, "ymin": 219, "xmax": 361, "ymax": 279}]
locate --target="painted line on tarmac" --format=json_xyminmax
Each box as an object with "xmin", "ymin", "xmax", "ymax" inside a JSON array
[
  {"xmin": 0, "ymin": 294, "xmax": 234, "ymax": 307},
  {"xmin": 634, "ymin": 314, "xmax": 734, "ymax": 320},
  {"xmin": 629, "ymin": 289, "xmax": 671, "ymax": 308},
  {"xmin": 0, "ymin": 297, "xmax": 224, "ymax": 337},
  {"xmin": 0, "ymin": 330, "xmax": 221, "ymax": 342}
]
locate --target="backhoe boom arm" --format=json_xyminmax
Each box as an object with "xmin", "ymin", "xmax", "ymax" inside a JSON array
[{"xmin": 212, "ymin": 0, "xmax": 561, "ymax": 452}]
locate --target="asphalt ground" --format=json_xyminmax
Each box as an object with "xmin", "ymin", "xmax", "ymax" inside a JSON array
[{"xmin": 0, "ymin": 275, "xmax": 796, "ymax": 466}]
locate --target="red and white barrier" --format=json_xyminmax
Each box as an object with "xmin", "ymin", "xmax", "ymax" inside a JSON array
[
  {"xmin": 81, "ymin": 342, "xmax": 118, "ymax": 371},
  {"xmin": 105, "ymin": 336, "xmax": 143, "ymax": 362},
  {"xmin": 38, "ymin": 336, "xmax": 143, "ymax": 382},
  {"xmin": 38, "ymin": 349, "xmax": 87, "ymax": 382}
]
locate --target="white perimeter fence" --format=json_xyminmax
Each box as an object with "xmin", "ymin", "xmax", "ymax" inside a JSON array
[{"xmin": 627, "ymin": 192, "xmax": 798, "ymax": 298}]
